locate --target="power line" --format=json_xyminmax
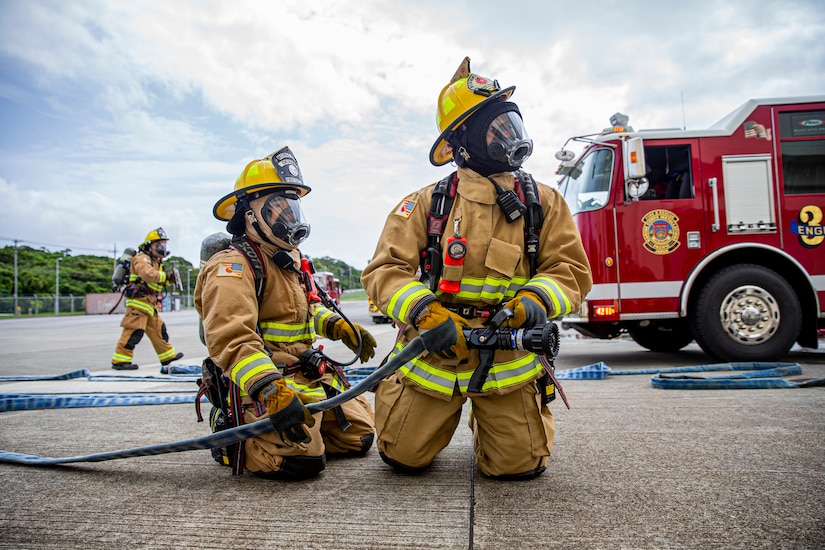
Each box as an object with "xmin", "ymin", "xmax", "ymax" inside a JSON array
[{"xmin": 0, "ymin": 236, "xmax": 114, "ymax": 255}]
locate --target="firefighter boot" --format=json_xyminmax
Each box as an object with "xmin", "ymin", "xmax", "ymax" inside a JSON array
[
  {"xmin": 112, "ymin": 362, "xmax": 139, "ymax": 370},
  {"xmin": 160, "ymin": 352, "xmax": 184, "ymax": 366}
]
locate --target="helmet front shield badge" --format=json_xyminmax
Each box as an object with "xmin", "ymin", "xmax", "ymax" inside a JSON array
[{"xmin": 266, "ymin": 147, "xmax": 305, "ymax": 188}]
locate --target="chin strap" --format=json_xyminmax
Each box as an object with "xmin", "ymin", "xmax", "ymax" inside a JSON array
[{"xmin": 245, "ymin": 209, "xmax": 280, "ymax": 248}]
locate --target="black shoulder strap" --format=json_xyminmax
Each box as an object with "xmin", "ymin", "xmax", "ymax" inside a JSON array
[
  {"xmin": 229, "ymin": 236, "xmax": 267, "ymax": 303},
  {"xmin": 515, "ymin": 170, "xmax": 543, "ymax": 276},
  {"xmin": 428, "ymin": 172, "xmax": 459, "ymax": 238},
  {"xmin": 419, "ymin": 172, "xmax": 458, "ymax": 291},
  {"xmin": 419, "ymin": 170, "xmax": 545, "ymax": 289}
]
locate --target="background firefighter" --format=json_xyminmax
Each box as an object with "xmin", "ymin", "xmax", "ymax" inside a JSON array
[
  {"xmin": 195, "ymin": 146, "xmax": 377, "ymax": 481},
  {"xmin": 111, "ymin": 228, "xmax": 184, "ymax": 370},
  {"xmin": 361, "ymin": 58, "xmax": 593, "ymax": 480}
]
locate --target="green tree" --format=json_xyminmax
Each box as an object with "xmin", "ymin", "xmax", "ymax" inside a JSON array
[
  {"xmin": 0, "ymin": 245, "xmax": 360, "ymax": 298},
  {"xmin": 309, "ymin": 256, "xmax": 363, "ymax": 291},
  {"xmin": 0, "ymin": 246, "xmax": 200, "ymax": 296}
]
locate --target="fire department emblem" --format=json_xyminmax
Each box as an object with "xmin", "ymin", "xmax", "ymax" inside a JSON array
[
  {"xmin": 642, "ymin": 209, "xmax": 681, "ymax": 255},
  {"xmin": 467, "ymin": 73, "xmax": 500, "ymax": 97}
]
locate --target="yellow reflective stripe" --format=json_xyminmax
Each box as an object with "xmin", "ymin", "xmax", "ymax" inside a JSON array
[
  {"xmin": 231, "ymin": 351, "xmax": 275, "ymax": 391},
  {"xmin": 393, "ymin": 341, "xmax": 543, "ymax": 395},
  {"xmin": 112, "ymin": 352, "xmax": 131, "ymax": 363},
  {"xmin": 328, "ymin": 375, "xmax": 347, "ymax": 393},
  {"xmin": 455, "ymin": 353, "xmax": 543, "ymax": 392},
  {"xmin": 259, "ymin": 320, "xmax": 316, "ymax": 343},
  {"xmin": 388, "ymin": 282, "xmax": 433, "ymax": 324},
  {"xmin": 394, "ymin": 351, "xmax": 457, "ymax": 396},
  {"xmin": 439, "ymin": 275, "xmax": 530, "ymax": 303},
  {"xmin": 525, "ymin": 276, "xmax": 572, "ymax": 317},
  {"xmin": 286, "ymin": 374, "xmax": 347, "ymax": 397},
  {"xmin": 157, "ymin": 348, "xmax": 177, "ymax": 362},
  {"xmin": 146, "ymin": 282, "xmax": 163, "ymax": 292},
  {"xmin": 129, "ymin": 272, "xmax": 165, "ymax": 290},
  {"xmin": 125, "ymin": 299, "xmax": 155, "ymax": 313},
  {"xmin": 285, "ymin": 380, "xmax": 327, "ymax": 400},
  {"xmin": 313, "ymin": 307, "xmax": 335, "ymax": 336}
]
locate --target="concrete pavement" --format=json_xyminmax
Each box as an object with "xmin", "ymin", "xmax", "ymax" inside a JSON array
[{"xmin": 0, "ymin": 304, "xmax": 823, "ymax": 548}]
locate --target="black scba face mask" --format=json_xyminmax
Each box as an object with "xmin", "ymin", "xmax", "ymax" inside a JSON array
[
  {"xmin": 261, "ymin": 190, "xmax": 311, "ymax": 246},
  {"xmin": 453, "ymin": 100, "xmax": 533, "ymax": 176}
]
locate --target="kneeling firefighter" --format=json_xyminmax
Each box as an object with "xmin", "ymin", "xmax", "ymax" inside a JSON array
[
  {"xmin": 111, "ymin": 228, "xmax": 184, "ymax": 370},
  {"xmin": 361, "ymin": 58, "xmax": 592, "ymax": 479},
  {"xmin": 194, "ymin": 146, "xmax": 377, "ymax": 480}
]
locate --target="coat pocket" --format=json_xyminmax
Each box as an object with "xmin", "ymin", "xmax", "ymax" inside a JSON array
[
  {"xmin": 120, "ymin": 307, "xmax": 149, "ymax": 330},
  {"xmin": 374, "ymin": 371, "xmax": 413, "ymax": 446},
  {"xmin": 484, "ymin": 237, "xmax": 522, "ymax": 278}
]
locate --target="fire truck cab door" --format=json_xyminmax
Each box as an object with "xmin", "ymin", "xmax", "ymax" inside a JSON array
[{"xmin": 614, "ymin": 140, "xmax": 705, "ymax": 317}]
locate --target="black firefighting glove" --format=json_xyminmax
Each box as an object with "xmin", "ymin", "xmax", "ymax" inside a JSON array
[
  {"xmin": 332, "ymin": 319, "xmax": 377, "ymax": 363},
  {"xmin": 503, "ymin": 291, "xmax": 547, "ymax": 329},
  {"xmin": 415, "ymin": 301, "xmax": 469, "ymax": 361},
  {"xmin": 253, "ymin": 376, "xmax": 316, "ymax": 446}
]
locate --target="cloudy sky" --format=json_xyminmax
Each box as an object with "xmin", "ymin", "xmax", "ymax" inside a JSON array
[{"xmin": 1, "ymin": 0, "xmax": 823, "ymax": 275}]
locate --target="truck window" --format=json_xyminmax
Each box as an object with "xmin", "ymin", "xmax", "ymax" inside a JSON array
[
  {"xmin": 779, "ymin": 110, "xmax": 825, "ymax": 195},
  {"xmin": 559, "ymin": 147, "xmax": 614, "ymax": 214},
  {"xmin": 640, "ymin": 145, "xmax": 694, "ymax": 200}
]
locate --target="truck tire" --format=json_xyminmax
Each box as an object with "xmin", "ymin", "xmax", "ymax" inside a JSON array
[
  {"xmin": 628, "ymin": 319, "xmax": 694, "ymax": 352},
  {"xmin": 690, "ymin": 264, "xmax": 801, "ymax": 362}
]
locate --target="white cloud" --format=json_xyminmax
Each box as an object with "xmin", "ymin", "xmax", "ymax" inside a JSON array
[{"xmin": 1, "ymin": 0, "xmax": 824, "ymax": 269}]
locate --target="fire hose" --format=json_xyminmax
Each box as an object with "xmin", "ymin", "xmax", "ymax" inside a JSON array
[{"xmin": 0, "ymin": 317, "xmax": 560, "ymax": 467}]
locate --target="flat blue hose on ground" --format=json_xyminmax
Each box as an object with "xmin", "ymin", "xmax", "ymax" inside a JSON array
[
  {"xmin": 0, "ymin": 328, "xmax": 436, "ymax": 467},
  {"xmin": 0, "ymin": 366, "xmax": 201, "ymax": 412},
  {"xmin": 555, "ymin": 361, "xmax": 825, "ymax": 389}
]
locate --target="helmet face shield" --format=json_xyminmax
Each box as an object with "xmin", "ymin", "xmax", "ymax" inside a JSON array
[
  {"xmin": 486, "ymin": 111, "xmax": 533, "ymax": 167},
  {"xmin": 261, "ymin": 190, "xmax": 311, "ymax": 246},
  {"xmin": 153, "ymin": 242, "xmax": 169, "ymax": 257}
]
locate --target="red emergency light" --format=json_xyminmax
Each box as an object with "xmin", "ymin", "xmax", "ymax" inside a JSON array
[{"xmin": 589, "ymin": 299, "xmax": 619, "ymax": 321}]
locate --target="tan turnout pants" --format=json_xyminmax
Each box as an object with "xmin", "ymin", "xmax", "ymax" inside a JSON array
[
  {"xmin": 112, "ymin": 307, "xmax": 176, "ymax": 364},
  {"xmin": 242, "ymin": 393, "xmax": 375, "ymax": 474},
  {"xmin": 375, "ymin": 370, "xmax": 554, "ymax": 477}
]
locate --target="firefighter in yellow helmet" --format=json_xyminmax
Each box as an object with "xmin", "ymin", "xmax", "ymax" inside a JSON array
[
  {"xmin": 194, "ymin": 146, "xmax": 377, "ymax": 480},
  {"xmin": 362, "ymin": 58, "xmax": 592, "ymax": 479},
  {"xmin": 111, "ymin": 227, "xmax": 184, "ymax": 370}
]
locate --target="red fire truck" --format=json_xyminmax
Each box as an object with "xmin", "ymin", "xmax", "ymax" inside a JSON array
[
  {"xmin": 312, "ymin": 271, "xmax": 341, "ymax": 305},
  {"xmin": 555, "ymin": 96, "xmax": 825, "ymax": 362}
]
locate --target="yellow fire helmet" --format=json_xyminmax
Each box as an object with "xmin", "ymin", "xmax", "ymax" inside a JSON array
[
  {"xmin": 213, "ymin": 146, "xmax": 311, "ymax": 221},
  {"xmin": 429, "ymin": 57, "xmax": 515, "ymax": 166},
  {"xmin": 143, "ymin": 227, "xmax": 169, "ymax": 245}
]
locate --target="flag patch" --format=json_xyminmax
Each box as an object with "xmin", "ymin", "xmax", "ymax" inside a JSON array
[
  {"xmin": 217, "ymin": 262, "xmax": 244, "ymax": 278},
  {"xmin": 394, "ymin": 199, "xmax": 416, "ymax": 218}
]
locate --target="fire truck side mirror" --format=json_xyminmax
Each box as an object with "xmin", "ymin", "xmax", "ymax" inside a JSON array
[
  {"xmin": 623, "ymin": 137, "xmax": 646, "ymax": 180},
  {"xmin": 626, "ymin": 177, "xmax": 650, "ymax": 199},
  {"xmin": 555, "ymin": 149, "xmax": 576, "ymax": 162}
]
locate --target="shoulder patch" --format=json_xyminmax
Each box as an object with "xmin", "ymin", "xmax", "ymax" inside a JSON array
[
  {"xmin": 217, "ymin": 261, "xmax": 244, "ymax": 278},
  {"xmin": 393, "ymin": 199, "xmax": 417, "ymax": 219}
]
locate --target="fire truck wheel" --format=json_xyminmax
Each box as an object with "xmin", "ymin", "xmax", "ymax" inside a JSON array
[
  {"xmin": 691, "ymin": 264, "xmax": 801, "ymax": 362},
  {"xmin": 628, "ymin": 319, "xmax": 693, "ymax": 352}
]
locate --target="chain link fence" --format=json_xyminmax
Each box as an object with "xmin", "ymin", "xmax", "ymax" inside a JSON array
[
  {"xmin": 0, "ymin": 294, "xmax": 189, "ymax": 316},
  {"xmin": 0, "ymin": 295, "xmax": 86, "ymax": 316}
]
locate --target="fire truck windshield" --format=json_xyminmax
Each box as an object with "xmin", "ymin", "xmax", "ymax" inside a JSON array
[{"xmin": 558, "ymin": 147, "xmax": 614, "ymax": 215}]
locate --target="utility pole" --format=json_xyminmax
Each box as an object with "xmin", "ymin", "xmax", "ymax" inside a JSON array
[
  {"xmin": 13, "ymin": 239, "xmax": 18, "ymax": 316},
  {"xmin": 55, "ymin": 256, "xmax": 62, "ymax": 315}
]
